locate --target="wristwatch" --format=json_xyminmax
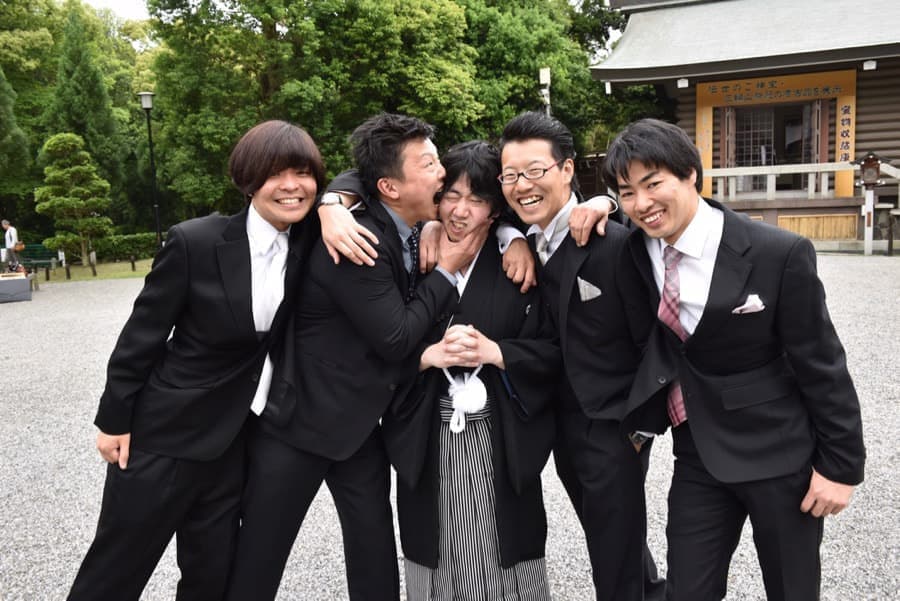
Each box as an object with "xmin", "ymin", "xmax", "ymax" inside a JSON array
[
  {"xmin": 628, "ymin": 431, "xmax": 652, "ymax": 446},
  {"xmin": 318, "ymin": 192, "xmax": 344, "ymax": 207}
]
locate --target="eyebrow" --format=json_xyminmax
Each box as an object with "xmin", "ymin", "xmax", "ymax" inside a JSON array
[{"xmin": 638, "ymin": 170, "xmax": 660, "ymax": 184}]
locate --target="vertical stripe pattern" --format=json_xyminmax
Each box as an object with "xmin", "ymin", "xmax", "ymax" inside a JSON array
[{"xmin": 404, "ymin": 396, "xmax": 551, "ymax": 601}]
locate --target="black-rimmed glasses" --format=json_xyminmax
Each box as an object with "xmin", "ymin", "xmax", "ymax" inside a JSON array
[{"xmin": 498, "ymin": 158, "xmax": 565, "ymax": 186}]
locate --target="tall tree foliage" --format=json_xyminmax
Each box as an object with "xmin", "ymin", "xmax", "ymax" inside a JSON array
[
  {"xmin": 46, "ymin": 1, "xmax": 123, "ymax": 199},
  {"xmin": 0, "ymin": 65, "xmax": 28, "ymax": 178},
  {"xmin": 34, "ymin": 132, "xmax": 113, "ymax": 262},
  {"xmin": 0, "ymin": 0, "xmax": 61, "ymax": 224},
  {"xmin": 149, "ymin": 0, "xmax": 482, "ymax": 214}
]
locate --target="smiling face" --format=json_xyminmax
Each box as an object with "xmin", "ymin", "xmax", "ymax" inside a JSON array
[
  {"xmin": 250, "ymin": 167, "xmax": 318, "ymax": 231},
  {"xmin": 499, "ymin": 138, "xmax": 573, "ymax": 230},
  {"xmin": 438, "ymin": 174, "xmax": 496, "ymax": 242},
  {"xmin": 380, "ymin": 137, "xmax": 445, "ymax": 224},
  {"xmin": 616, "ymin": 161, "xmax": 699, "ymax": 245}
]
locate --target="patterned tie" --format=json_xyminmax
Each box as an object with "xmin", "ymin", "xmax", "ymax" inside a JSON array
[
  {"xmin": 658, "ymin": 245, "xmax": 688, "ymax": 426},
  {"xmin": 405, "ymin": 221, "xmax": 424, "ymax": 302}
]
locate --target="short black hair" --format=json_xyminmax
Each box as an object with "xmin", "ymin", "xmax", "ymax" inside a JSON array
[
  {"xmin": 601, "ymin": 118, "xmax": 703, "ymax": 194},
  {"xmin": 499, "ymin": 111, "xmax": 578, "ymax": 191},
  {"xmin": 350, "ymin": 113, "xmax": 435, "ymax": 198},
  {"xmin": 229, "ymin": 120, "xmax": 325, "ymax": 198},
  {"xmin": 438, "ymin": 141, "xmax": 505, "ymax": 216}
]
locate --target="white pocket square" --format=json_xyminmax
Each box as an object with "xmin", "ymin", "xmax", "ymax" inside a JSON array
[
  {"xmin": 732, "ymin": 293, "xmax": 765, "ymax": 314},
  {"xmin": 577, "ymin": 277, "xmax": 602, "ymax": 301}
]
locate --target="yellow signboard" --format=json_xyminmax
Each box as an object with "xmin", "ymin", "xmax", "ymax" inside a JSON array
[{"xmin": 695, "ymin": 70, "xmax": 857, "ymax": 197}]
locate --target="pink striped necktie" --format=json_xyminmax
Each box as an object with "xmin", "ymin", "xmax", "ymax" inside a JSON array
[{"xmin": 658, "ymin": 245, "xmax": 688, "ymax": 426}]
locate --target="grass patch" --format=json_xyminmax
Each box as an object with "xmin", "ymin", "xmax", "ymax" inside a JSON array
[{"xmin": 31, "ymin": 259, "xmax": 153, "ymax": 283}]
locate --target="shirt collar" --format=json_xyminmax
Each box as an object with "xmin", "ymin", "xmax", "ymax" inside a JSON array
[
  {"xmin": 246, "ymin": 203, "xmax": 289, "ymax": 256},
  {"xmin": 379, "ymin": 201, "xmax": 413, "ymax": 243},
  {"xmin": 526, "ymin": 192, "xmax": 577, "ymax": 242},
  {"xmin": 658, "ymin": 195, "xmax": 711, "ymax": 260}
]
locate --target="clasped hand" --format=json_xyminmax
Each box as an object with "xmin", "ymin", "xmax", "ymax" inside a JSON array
[{"xmin": 421, "ymin": 324, "xmax": 503, "ymax": 371}]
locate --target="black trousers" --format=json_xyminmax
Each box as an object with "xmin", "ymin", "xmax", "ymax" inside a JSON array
[
  {"xmin": 67, "ymin": 431, "xmax": 245, "ymax": 601},
  {"xmin": 554, "ymin": 411, "xmax": 661, "ymax": 601},
  {"xmin": 666, "ymin": 423, "xmax": 824, "ymax": 601},
  {"xmin": 225, "ymin": 422, "xmax": 399, "ymax": 601}
]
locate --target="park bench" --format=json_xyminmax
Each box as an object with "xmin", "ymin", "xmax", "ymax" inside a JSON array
[{"xmin": 18, "ymin": 244, "xmax": 58, "ymax": 289}]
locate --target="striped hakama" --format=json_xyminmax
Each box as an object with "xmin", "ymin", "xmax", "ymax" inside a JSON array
[{"xmin": 404, "ymin": 396, "xmax": 552, "ymax": 601}]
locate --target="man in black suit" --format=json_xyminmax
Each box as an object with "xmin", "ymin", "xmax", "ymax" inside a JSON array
[
  {"xmin": 498, "ymin": 111, "xmax": 663, "ymax": 601},
  {"xmin": 604, "ymin": 118, "xmax": 865, "ymax": 601},
  {"xmin": 225, "ymin": 113, "xmax": 485, "ymax": 601},
  {"xmin": 67, "ymin": 121, "xmax": 326, "ymax": 601}
]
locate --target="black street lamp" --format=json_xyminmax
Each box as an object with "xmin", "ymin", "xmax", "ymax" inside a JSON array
[{"xmin": 138, "ymin": 91, "xmax": 163, "ymax": 250}]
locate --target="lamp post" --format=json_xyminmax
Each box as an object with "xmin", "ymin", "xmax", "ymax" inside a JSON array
[
  {"xmin": 854, "ymin": 151, "xmax": 883, "ymax": 256},
  {"xmin": 138, "ymin": 91, "xmax": 162, "ymax": 251},
  {"xmin": 539, "ymin": 67, "xmax": 551, "ymax": 116}
]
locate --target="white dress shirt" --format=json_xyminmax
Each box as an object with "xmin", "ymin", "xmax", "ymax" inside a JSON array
[
  {"xmin": 645, "ymin": 197, "xmax": 724, "ymax": 336},
  {"xmin": 246, "ymin": 204, "xmax": 290, "ymax": 415}
]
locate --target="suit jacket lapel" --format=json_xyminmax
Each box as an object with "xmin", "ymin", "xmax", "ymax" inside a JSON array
[
  {"xmin": 217, "ymin": 207, "xmax": 255, "ymax": 337},
  {"xmin": 689, "ymin": 201, "xmax": 753, "ymax": 341},
  {"xmin": 558, "ymin": 238, "xmax": 589, "ymax": 350},
  {"xmin": 626, "ymin": 229, "xmax": 660, "ymax": 312},
  {"xmin": 457, "ymin": 239, "xmax": 498, "ymax": 335},
  {"xmin": 365, "ymin": 198, "xmax": 408, "ymax": 289}
]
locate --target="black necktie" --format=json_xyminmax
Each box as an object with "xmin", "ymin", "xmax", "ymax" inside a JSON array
[{"xmin": 406, "ymin": 221, "xmax": 424, "ymax": 302}]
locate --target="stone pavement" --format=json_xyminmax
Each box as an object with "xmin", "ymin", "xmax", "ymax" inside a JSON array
[{"xmin": 0, "ymin": 253, "xmax": 897, "ymax": 600}]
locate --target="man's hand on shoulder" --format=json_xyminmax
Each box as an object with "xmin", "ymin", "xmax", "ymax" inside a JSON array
[
  {"xmin": 318, "ymin": 195, "xmax": 379, "ymax": 266},
  {"xmin": 800, "ymin": 468, "xmax": 855, "ymax": 517},
  {"xmin": 97, "ymin": 431, "xmax": 131, "ymax": 470},
  {"xmin": 569, "ymin": 194, "xmax": 617, "ymax": 245},
  {"xmin": 502, "ymin": 237, "xmax": 537, "ymax": 293}
]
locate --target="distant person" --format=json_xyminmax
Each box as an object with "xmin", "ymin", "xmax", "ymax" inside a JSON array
[
  {"xmin": 68, "ymin": 120, "xmax": 329, "ymax": 601},
  {"xmin": 3, "ymin": 219, "xmax": 20, "ymax": 271},
  {"xmin": 383, "ymin": 140, "xmax": 560, "ymax": 600},
  {"xmin": 605, "ymin": 118, "xmax": 866, "ymax": 601}
]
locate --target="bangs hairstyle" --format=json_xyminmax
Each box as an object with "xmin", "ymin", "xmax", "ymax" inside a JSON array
[
  {"xmin": 229, "ymin": 120, "xmax": 325, "ymax": 198},
  {"xmin": 350, "ymin": 113, "xmax": 435, "ymax": 197},
  {"xmin": 601, "ymin": 118, "xmax": 703, "ymax": 194},
  {"xmin": 438, "ymin": 141, "xmax": 505, "ymax": 216}
]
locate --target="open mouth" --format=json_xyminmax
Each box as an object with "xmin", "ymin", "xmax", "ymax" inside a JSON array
[
  {"xmin": 276, "ymin": 198, "xmax": 303, "ymax": 206},
  {"xmin": 641, "ymin": 209, "xmax": 664, "ymax": 225},
  {"xmin": 519, "ymin": 195, "xmax": 542, "ymax": 207}
]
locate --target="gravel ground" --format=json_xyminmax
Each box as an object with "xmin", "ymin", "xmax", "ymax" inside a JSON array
[{"xmin": 0, "ymin": 252, "xmax": 897, "ymax": 600}]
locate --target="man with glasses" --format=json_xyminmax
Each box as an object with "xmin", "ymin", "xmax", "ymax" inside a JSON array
[{"xmin": 498, "ymin": 111, "xmax": 663, "ymax": 601}]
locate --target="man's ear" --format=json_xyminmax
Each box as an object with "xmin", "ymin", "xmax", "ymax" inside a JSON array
[
  {"xmin": 688, "ymin": 168, "xmax": 697, "ymax": 187},
  {"xmin": 376, "ymin": 177, "xmax": 400, "ymax": 200},
  {"xmin": 562, "ymin": 158, "xmax": 575, "ymax": 185}
]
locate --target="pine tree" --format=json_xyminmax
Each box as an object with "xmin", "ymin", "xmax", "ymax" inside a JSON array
[
  {"xmin": 34, "ymin": 133, "xmax": 113, "ymax": 264},
  {"xmin": 45, "ymin": 0, "xmax": 122, "ymax": 191}
]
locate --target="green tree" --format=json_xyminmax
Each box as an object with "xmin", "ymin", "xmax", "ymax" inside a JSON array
[
  {"xmin": 0, "ymin": 0, "xmax": 60, "ymax": 223},
  {"xmin": 0, "ymin": 65, "xmax": 28, "ymax": 178},
  {"xmin": 148, "ymin": 0, "xmax": 481, "ymax": 214},
  {"xmin": 45, "ymin": 0, "xmax": 123, "ymax": 196},
  {"xmin": 34, "ymin": 132, "xmax": 113, "ymax": 263},
  {"xmin": 568, "ymin": 0, "xmax": 627, "ymax": 59}
]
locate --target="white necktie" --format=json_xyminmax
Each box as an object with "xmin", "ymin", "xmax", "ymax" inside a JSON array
[{"xmin": 250, "ymin": 232, "xmax": 289, "ymax": 415}]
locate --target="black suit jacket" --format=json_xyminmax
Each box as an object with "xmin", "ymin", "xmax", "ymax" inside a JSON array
[
  {"xmin": 545, "ymin": 221, "xmax": 653, "ymax": 421},
  {"xmin": 264, "ymin": 197, "xmax": 459, "ymax": 461},
  {"xmin": 382, "ymin": 237, "xmax": 561, "ymax": 569},
  {"xmin": 622, "ymin": 199, "xmax": 865, "ymax": 485},
  {"xmin": 95, "ymin": 207, "xmax": 314, "ymax": 461}
]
